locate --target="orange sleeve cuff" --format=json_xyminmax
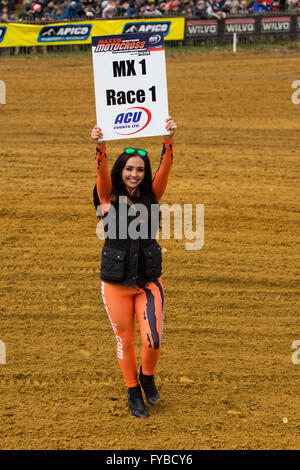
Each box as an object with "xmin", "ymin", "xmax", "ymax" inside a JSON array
[
  {"xmin": 95, "ymin": 143, "xmax": 112, "ymax": 207},
  {"xmin": 96, "ymin": 142, "xmax": 106, "ymax": 151},
  {"xmin": 163, "ymin": 137, "xmax": 174, "ymax": 147},
  {"xmin": 95, "ymin": 144, "xmax": 108, "ymax": 173}
]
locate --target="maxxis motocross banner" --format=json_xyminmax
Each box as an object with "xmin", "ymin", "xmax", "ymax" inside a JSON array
[{"xmin": 0, "ymin": 18, "xmax": 185, "ymax": 47}]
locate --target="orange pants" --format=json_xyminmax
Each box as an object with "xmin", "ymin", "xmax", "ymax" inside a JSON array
[{"xmin": 101, "ymin": 278, "xmax": 165, "ymax": 388}]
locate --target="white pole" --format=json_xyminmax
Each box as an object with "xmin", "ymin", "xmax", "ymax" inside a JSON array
[
  {"xmin": 0, "ymin": 341, "xmax": 6, "ymax": 364},
  {"xmin": 233, "ymin": 33, "xmax": 237, "ymax": 54},
  {"xmin": 0, "ymin": 80, "xmax": 6, "ymax": 105}
]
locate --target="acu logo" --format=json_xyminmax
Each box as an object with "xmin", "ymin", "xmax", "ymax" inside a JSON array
[{"xmin": 115, "ymin": 111, "xmax": 142, "ymax": 124}]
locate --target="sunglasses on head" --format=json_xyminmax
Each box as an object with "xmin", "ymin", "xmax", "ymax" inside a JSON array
[{"xmin": 124, "ymin": 148, "xmax": 148, "ymax": 157}]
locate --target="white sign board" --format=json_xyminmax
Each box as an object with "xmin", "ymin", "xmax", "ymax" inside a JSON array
[{"xmin": 92, "ymin": 33, "xmax": 169, "ymax": 141}]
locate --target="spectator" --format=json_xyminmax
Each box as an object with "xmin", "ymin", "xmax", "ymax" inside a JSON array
[
  {"xmin": 252, "ymin": 0, "xmax": 269, "ymax": 12},
  {"xmin": 181, "ymin": 0, "xmax": 192, "ymax": 13},
  {"xmin": 28, "ymin": 2, "xmax": 45, "ymax": 19},
  {"xmin": 170, "ymin": 0, "xmax": 182, "ymax": 12},
  {"xmin": 0, "ymin": 0, "xmax": 11, "ymax": 14},
  {"xmin": 144, "ymin": 2, "xmax": 163, "ymax": 14},
  {"xmin": 207, "ymin": 0, "xmax": 227, "ymax": 18},
  {"xmin": 83, "ymin": 6, "xmax": 94, "ymax": 17},
  {"xmin": 52, "ymin": 6, "xmax": 64, "ymax": 18},
  {"xmin": 193, "ymin": 0, "xmax": 208, "ymax": 17},
  {"xmin": 272, "ymin": 0, "xmax": 280, "ymax": 8},
  {"xmin": 18, "ymin": 4, "xmax": 34, "ymax": 20},
  {"xmin": 247, "ymin": 0, "xmax": 255, "ymax": 12},
  {"xmin": 119, "ymin": 1, "xmax": 129, "ymax": 13},
  {"xmin": 42, "ymin": 0, "xmax": 55, "ymax": 15},
  {"xmin": 125, "ymin": 1, "xmax": 138, "ymax": 17},
  {"xmin": 37, "ymin": 0, "xmax": 53, "ymax": 8},
  {"xmin": 239, "ymin": 0, "xmax": 249, "ymax": 12},
  {"xmin": 183, "ymin": 4, "xmax": 193, "ymax": 13},
  {"xmin": 138, "ymin": 2, "xmax": 147, "ymax": 14},
  {"xmin": 288, "ymin": 0, "xmax": 298, "ymax": 10},
  {"xmin": 279, "ymin": 0, "xmax": 286, "ymax": 10},
  {"xmin": 64, "ymin": 0, "xmax": 84, "ymax": 19},
  {"xmin": 162, "ymin": 0, "xmax": 176, "ymax": 12},
  {"xmin": 223, "ymin": 0, "xmax": 240, "ymax": 14},
  {"xmin": 11, "ymin": 0, "xmax": 297, "ymax": 22},
  {"xmin": 0, "ymin": 6, "xmax": 11, "ymax": 20},
  {"xmin": 102, "ymin": 0, "xmax": 117, "ymax": 17},
  {"xmin": 90, "ymin": 1, "xmax": 102, "ymax": 16},
  {"xmin": 266, "ymin": 0, "xmax": 279, "ymax": 9}
]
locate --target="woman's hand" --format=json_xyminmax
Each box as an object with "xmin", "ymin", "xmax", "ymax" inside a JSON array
[
  {"xmin": 164, "ymin": 116, "xmax": 177, "ymax": 140},
  {"xmin": 91, "ymin": 125, "xmax": 104, "ymax": 143}
]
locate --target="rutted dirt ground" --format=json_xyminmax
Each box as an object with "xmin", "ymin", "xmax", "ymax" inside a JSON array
[{"xmin": 0, "ymin": 49, "xmax": 299, "ymax": 450}]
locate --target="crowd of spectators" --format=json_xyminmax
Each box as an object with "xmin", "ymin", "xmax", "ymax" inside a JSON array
[
  {"xmin": 1, "ymin": 0, "xmax": 300, "ymax": 22},
  {"xmin": 0, "ymin": 0, "xmax": 16, "ymax": 20}
]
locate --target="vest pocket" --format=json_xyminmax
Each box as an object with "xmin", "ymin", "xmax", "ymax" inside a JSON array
[
  {"xmin": 142, "ymin": 243, "xmax": 162, "ymax": 279},
  {"xmin": 101, "ymin": 247, "xmax": 126, "ymax": 282}
]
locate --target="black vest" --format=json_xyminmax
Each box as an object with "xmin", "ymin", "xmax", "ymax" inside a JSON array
[{"xmin": 100, "ymin": 192, "xmax": 162, "ymax": 287}]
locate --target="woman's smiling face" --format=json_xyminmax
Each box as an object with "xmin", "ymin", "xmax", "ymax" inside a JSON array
[{"xmin": 122, "ymin": 156, "xmax": 145, "ymax": 191}]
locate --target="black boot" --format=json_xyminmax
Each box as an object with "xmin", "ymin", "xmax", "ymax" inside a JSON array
[
  {"xmin": 139, "ymin": 366, "xmax": 160, "ymax": 406},
  {"xmin": 128, "ymin": 384, "xmax": 148, "ymax": 418}
]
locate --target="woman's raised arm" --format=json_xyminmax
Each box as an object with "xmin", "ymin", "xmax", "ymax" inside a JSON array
[
  {"xmin": 91, "ymin": 125, "xmax": 112, "ymax": 212},
  {"xmin": 152, "ymin": 116, "xmax": 176, "ymax": 202}
]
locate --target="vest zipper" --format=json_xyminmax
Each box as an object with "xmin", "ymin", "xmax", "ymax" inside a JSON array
[
  {"xmin": 129, "ymin": 197, "xmax": 140, "ymax": 284},
  {"xmin": 135, "ymin": 238, "xmax": 140, "ymax": 283}
]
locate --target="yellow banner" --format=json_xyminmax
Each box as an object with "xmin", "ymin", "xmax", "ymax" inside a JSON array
[{"xmin": 0, "ymin": 18, "xmax": 185, "ymax": 48}]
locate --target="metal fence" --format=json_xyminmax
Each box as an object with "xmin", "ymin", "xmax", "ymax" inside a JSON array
[{"xmin": 185, "ymin": 13, "xmax": 300, "ymax": 45}]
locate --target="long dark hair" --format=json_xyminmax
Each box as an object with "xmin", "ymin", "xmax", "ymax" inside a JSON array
[{"xmin": 93, "ymin": 150, "xmax": 161, "ymax": 227}]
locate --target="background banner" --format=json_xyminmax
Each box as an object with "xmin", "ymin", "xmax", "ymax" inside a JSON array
[{"xmin": 0, "ymin": 18, "xmax": 185, "ymax": 47}]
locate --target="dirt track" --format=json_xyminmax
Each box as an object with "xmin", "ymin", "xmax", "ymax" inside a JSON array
[{"xmin": 0, "ymin": 49, "xmax": 299, "ymax": 450}]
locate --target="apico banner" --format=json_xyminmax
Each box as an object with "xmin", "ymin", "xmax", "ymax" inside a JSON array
[
  {"xmin": 0, "ymin": 18, "xmax": 184, "ymax": 48},
  {"xmin": 225, "ymin": 18, "xmax": 255, "ymax": 34},
  {"xmin": 92, "ymin": 33, "xmax": 169, "ymax": 141},
  {"xmin": 186, "ymin": 19, "xmax": 218, "ymax": 37},
  {"xmin": 261, "ymin": 16, "xmax": 291, "ymax": 33},
  {"xmin": 0, "ymin": 26, "xmax": 6, "ymax": 43}
]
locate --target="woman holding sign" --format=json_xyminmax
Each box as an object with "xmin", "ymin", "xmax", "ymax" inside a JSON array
[{"xmin": 91, "ymin": 116, "xmax": 176, "ymax": 418}]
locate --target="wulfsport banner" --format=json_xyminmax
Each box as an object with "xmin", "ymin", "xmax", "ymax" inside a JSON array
[
  {"xmin": 0, "ymin": 18, "xmax": 184, "ymax": 48},
  {"xmin": 92, "ymin": 33, "xmax": 168, "ymax": 141}
]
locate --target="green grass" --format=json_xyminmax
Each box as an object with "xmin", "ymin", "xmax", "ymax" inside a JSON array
[{"xmin": 1, "ymin": 38, "xmax": 300, "ymax": 59}]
